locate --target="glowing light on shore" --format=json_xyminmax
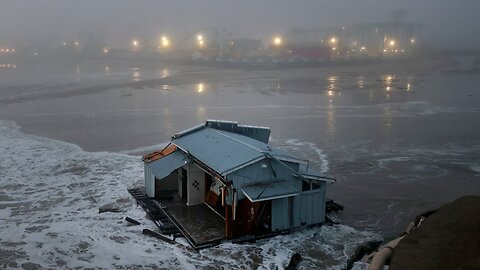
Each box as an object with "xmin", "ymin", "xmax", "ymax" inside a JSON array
[
  {"xmin": 273, "ymin": 36, "xmax": 282, "ymax": 46},
  {"xmin": 161, "ymin": 36, "xmax": 170, "ymax": 48},
  {"xmin": 197, "ymin": 83, "xmax": 204, "ymax": 93}
]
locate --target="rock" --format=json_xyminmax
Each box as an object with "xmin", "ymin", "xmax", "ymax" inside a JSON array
[
  {"xmin": 285, "ymin": 253, "xmax": 302, "ymax": 270},
  {"xmin": 390, "ymin": 195, "xmax": 480, "ymax": 270}
]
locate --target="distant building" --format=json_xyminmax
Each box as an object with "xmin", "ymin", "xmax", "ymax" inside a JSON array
[
  {"xmin": 227, "ymin": 38, "xmax": 263, "ymax": 59},
  {"xmin": 289, "ymin": 45, "xmax": 331, "ymax": 62},
  {"xmin": 142, "ymin": 120, "xmax": 334, "ymax": 247},
  {"xmin": 350, "ymin": 23, "xmax": 420, "ymax": 57},
  {"xmin": 326, "ymin": 22, "xmax": 420, "ymax": 58}
]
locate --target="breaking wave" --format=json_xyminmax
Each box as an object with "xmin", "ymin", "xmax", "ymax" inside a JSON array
[
  {"xmin": 282, "ymin": 139, "xmax": 329, "ymax": 173},
  {"xmin": 0, "ymin": 120, "xmax": 380, "ymax": 269}
]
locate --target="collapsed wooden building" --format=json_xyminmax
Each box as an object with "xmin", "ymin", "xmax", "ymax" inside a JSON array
[{"xmin": 139, "ymin": 120, "xmax": 335, "ymax": 248}]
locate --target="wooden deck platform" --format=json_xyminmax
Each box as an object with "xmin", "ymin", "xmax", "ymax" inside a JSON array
[
  {"xmin": 161, "ymin": 199, "xmax": 225, "ymax": 247},
  {"xmin": 128, "ymin": 188, "xmax": 225, "ymax": 250}
]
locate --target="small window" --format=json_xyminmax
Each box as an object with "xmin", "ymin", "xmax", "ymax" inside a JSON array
[
  {"xmin": 302, "ymin": 180, "xmax": 311, "ymax": 191},
  {"xmin": 312, "ymin": 181, "xmax": 320, "ymax": 190}
]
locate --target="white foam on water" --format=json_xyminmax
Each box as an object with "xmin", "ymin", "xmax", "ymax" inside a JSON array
[
  {"xmin": 0, "ymin": 120, "xmax": 380, "ymax": 269},
  {"xmin": 352, "ymin": 261, "xmax": 370, "ymax": 270},
  {"xmin": 374, "ymin": 156, "xmax": 449, "ymax": 182},
  {"xmin": 338, "ymin": 141, "xmax": 479, "ymax": 183},
  {"xmin": 471, "ymin": 165, "xmax": 480, "ymax": 174},
  {"xmin": 376, "ymin": 156, "xmax": 412, "ymax": 169},
  {"xmin": 283, "ymin": 139, "xmax": 329, "ymax": 173}
]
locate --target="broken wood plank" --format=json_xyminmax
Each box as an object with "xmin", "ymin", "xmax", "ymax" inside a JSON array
[
  {"xmin": 142, "ymin": 229, "xmax": 176, "ymax": 244},
  {"xmin": 125, "ymin": 217, "xmax": 141, "ymax": 225}
]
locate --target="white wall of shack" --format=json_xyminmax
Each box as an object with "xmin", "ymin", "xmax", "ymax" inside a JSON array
[
  {"xmin": 186, "ymin": 163, "xmax": 205, "ymax": 206},
  {"xmin": 145, "ymin": 163, "xmax": 155, "ymax": 197}
]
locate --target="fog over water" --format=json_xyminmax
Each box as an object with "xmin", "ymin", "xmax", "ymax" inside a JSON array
[{"xmin": 1, "ymin": 0, "xmax": 480, "ymax": 48}]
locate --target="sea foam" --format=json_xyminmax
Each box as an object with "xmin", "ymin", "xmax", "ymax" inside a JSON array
[{"xmin": 0, "ymin": 120, "xmax": 380, "ymax": 269}]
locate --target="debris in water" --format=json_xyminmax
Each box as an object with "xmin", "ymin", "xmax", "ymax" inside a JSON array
[{"xmin": 125, "ymin": 217, "xmax": 141, "ymax": 225}]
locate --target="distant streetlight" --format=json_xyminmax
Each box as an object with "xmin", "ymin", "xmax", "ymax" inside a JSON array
[
  {"xmin": 197, "ymin": 34, "xmax": 205, "ymax": 48},
  {"xmin": 103, "ymin": 47, "xmax": 109, "ymax": 54},
  {"xmin": 197, "ymin": 83, "xmax": 204, "ymax": 93},
  {"xmin": 161, "ymin": 36, "xmax": 170, "ymax": 48},
  {"xmin": 273, "ymin": 36, "xmax": 282, "ymax": 46},
  {"xmin": 272, "ymin": 36, "xmax": 283, "ymax": 61},
  {"xmin": 389, "ymin": 40, "xmax": 396, "ymax": 46},
  {"xmin": 132, "ymin": 40, "xmax": 139, "ymax": 47},
  {"xmin": 330, "ymin": 37, "xmax": 337, "ymax": 44}
]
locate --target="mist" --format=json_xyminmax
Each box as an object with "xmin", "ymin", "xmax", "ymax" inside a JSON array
[{"xmin": 1, "ymin": 0, "xmax": 480, "ymax": 49}]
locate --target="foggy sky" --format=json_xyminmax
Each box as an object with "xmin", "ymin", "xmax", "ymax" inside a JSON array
[{"xmin": 1, "ymin": 0, "xmax": 480, "ymax": 49}]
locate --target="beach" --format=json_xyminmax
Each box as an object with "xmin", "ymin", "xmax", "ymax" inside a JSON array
[{"xmin": 1, "ymin": 58, "xmax": 479, "ymax": 269}]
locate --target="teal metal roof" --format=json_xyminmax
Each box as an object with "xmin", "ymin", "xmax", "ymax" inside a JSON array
[
  {"xmin": 241, "ymin": 180, "xmax": 298, "ymax": 202},
  {"xmin": 205, "ymin": 120, "xmax": 271, "ymax": 143},
  {"xmin": 173, "ymin": 127, "xmax": 264, "ymax": 175},
  {"xmin": 168, "ymin": 121, "xmax": 334, "ymax": 183},
  {"xmin": 146, "ymin": 151, "xmax": 190, "ymax": 180},
  {"xmin": 299, "ymin": 167, "xmax": 336, "ymax": 183},
  {"xmin": 172, "ymin": 126, "xmax": 300, "ymax": 176}
]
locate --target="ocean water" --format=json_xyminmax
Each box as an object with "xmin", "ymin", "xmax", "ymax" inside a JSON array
[
  {"xmin": 0, "ymin": 120, "xmax": 381, "ymax": 269},
  {"xmin": 1, "ymin": 60, "xmax": 479, "ymax": 268}
]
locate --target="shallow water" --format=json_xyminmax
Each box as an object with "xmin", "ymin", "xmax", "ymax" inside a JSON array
[{"xmin": 0, "ymin": 60, "xmax": 479, "ymax": 268}]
